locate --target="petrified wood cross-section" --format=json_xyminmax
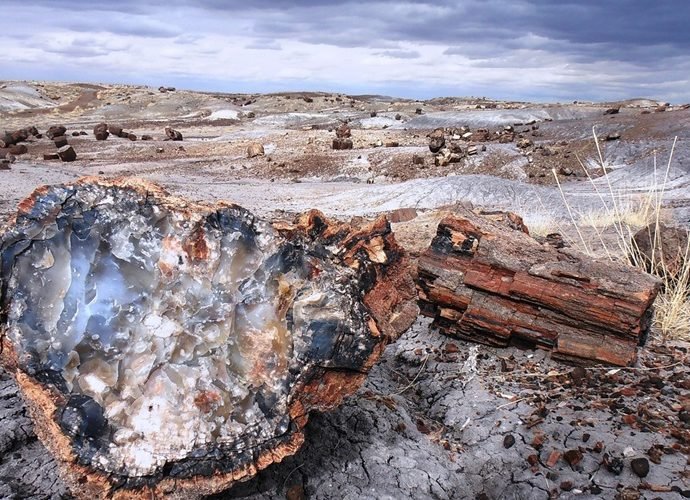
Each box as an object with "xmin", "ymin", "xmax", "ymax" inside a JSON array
[
  {"xmin": 416, "ymin": 209, "xmax": 661, "ymax": 366},
  {"xmin": 0, "ymin": 178, "xmax": 418, "ymax": 499}
]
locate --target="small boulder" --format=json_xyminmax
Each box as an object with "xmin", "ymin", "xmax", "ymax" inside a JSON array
[
  {"xmin": 247, "ymin": 143, "xmax": 265, "ymax": 158},
  {"xmin": 128, "ymin": 134, "xmax": 137, "ymax": 141},
  {"xmin": 108, "ymin": 125, "xmax": 125, "ymax": 138},
  {"xmin": 428, "ymin": 128, "xmax": 445, "ymax": 153},
  {"xmin": 8, "ymin": 144, "xmax": 27, "ymax": 155},
  {"xmin": 141, "ymin": 135, "xmax": 153, "ymax": 141},
  {"xmin": 93, "ymin": 123, "xmax": 109, "ymax": 141},
  {"xmin": 632, "ymin": 223, "xmax": 689, "ymax": 276},
  {"xmin": 335, "ymin": 123, "xmax": 351, "ymax": 138},
  {"xmin": 72, "ymin": 131, "xmax": 80, "ymax": 137},
  {"xmin": 370, "ymin": 111, "xmax": 377, "ymax": 117},
  {"xmin": 164, "ymin": 126, "xmax": 183, "ymax": 141},
  {"xmin": 517, "ymin": 138, "xmax": 533, "ymax": 149},
  {"xmin": 53, "ymin": 136, "xmax": 69, "ymax": 148},
  {"xmin": 332, "ymin": 138, "xmax": 353, "ymax": 150},
  {"xmin": 604, "ymin": 107, "xmax": 620, "ymax": 115},
  {"xmin": 57, "ymin": 145, "xmax": 77, "ymax": 162},
  {"xmin": 395, "ymin": 113, "xmax": 402, "ymax": 120},
  {"xmin": 605, "ymin": 132, "xmax": 621, "ymax": 141},
  {"xmin": 43, "ymin": 152, "xmax": 60, "ymax": 161},
  {"xmin": 630, "ymin": 457, "xmax": 649, "ymax": 478},
  {"xmin": 46, "ymin": 125, "xmax": 66, "ymax": 139}
]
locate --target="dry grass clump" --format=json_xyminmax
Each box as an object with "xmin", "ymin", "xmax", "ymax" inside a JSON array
[{"xmin": 543, "ymin": 130, "xmax": 689, "ymax": 341}]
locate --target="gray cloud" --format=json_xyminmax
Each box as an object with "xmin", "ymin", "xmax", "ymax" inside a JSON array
[
  {"xmin": 376, "ymin": 50, "xmax": 421, "ymax": 59},
  {"xmin": 1, "ymin": 0, "xmax": 689, "ymax": 101}
]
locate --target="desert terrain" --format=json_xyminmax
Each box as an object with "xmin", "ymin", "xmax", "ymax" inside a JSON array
[{"xmin": 1, "ymin": 81, "xmax": 689, "ymax": 499}]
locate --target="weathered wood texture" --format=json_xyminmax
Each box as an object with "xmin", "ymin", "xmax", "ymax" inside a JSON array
[{"xmin": 416, "ymin": 209, "xmax": 662, "ymax": 366}]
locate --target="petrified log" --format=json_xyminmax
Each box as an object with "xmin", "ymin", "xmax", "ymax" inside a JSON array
[
  {"xmin": 0, "ymin": 178, "xmax": 417, "ymax": 499},
  {"xmin": 53, "ymin": 135, "xmax": 69, "ymax": 148},
  {"xmin": 332, "ymin": 138, "xmax": 353, "ymax": 150},
  {"xmin": 416, "ymin": 208, "xmax": 661, "ymax": 366},
  {"xmin": 57, "ymin": 145, "xmax": 77, "ymax": 162}
]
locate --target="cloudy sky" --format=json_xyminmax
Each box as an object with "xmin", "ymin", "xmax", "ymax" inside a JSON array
[{"xmin": 3, "ymin": 1, "xmax": 689, "ymax": 102}]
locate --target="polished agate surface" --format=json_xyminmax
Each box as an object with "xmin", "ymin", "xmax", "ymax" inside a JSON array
[{"xmin": 1, "ymin": 184, "xmax": 365, "ymax": 477}]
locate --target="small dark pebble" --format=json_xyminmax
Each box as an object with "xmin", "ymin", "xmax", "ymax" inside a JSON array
[
  {"xmin": 582, "ymin": 433, "xmax": 591, "ymax": 442},
  {"xmin": 563, "ymin": 449, "xmax": 583, "ymax": 467},
  {"xmin": 590, "ymin": 484, "xmax": 602, "ymax": 495},
  {"xmin": 630, "ymin": 457, "xmax": 650, "ymax": 478},
  {"xmin": 560, "ymin": 480, "xmax": 573, "ymax": 491},
  {"xmin": 503, "ymin": 434, "xmax": 516, "ymax": 449},
  {"xmin": 570, "ymin": 366, "xmax": 586, "ymax": 382}
]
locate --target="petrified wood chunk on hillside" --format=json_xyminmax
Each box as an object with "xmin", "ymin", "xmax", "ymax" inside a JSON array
[
  {"xmin": 0, "ymin": 178, "xmax": 418, "ymax": 499},
  {"xmin": 416, "ymin": 208, "xmax": 661, "ymax": 366}
]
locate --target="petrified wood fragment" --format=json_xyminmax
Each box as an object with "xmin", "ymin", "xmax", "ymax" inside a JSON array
[
  {"xmin": 0, "ymin": 178, "xmax": 418, "ymax": 499},
  {"xmin": 417, "ymin": 208, "xmax": 661, "ymax": 366}
]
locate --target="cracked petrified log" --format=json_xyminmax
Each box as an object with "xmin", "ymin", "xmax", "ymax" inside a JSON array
[
  {"xmin": 0, "ymin": 178, "xmax": 418, "ymax": 499},
  {"xmin": 416, "ymin": 208, "xmax": 661, "ymax": 366}
]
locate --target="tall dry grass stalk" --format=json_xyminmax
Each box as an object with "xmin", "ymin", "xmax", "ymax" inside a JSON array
[{"xmin": 550, "ymin": 129, "xmax": 689, "ymax": 341}]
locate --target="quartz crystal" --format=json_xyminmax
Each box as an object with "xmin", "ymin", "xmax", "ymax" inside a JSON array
[{"xmin": 0, "ymin": 178, "xmax": 417, "ymax": 498}]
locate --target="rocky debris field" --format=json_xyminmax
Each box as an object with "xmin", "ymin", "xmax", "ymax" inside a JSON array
[{"xmin": 0, "ymin": 81, "xmax": 689, "ymax": 499}]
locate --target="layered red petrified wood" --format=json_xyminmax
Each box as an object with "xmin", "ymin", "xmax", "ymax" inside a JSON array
[
  {"xmin": 0, "ymin": 178, "xmax": 418, "ymax": 499},
  {"xmin": 416, "ymin": 208, "xmax": 661, "ymax": 366}
]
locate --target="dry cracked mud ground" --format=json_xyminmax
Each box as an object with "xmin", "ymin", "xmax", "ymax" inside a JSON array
[{"xmin": 1, "ymin": 81, "xmax": 689, "ymax": 499}]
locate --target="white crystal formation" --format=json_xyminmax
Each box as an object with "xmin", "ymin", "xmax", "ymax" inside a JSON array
[{"xmin": 0, "ymin": 183, "xmax": 367, "ymax": 478}]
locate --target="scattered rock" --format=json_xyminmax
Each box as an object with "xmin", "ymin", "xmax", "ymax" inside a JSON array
[
  {"xmin": 388, "ymin": 208, "xmax": 417, "ymax": 223},
  {"xmin": 385, "ymin": 141, "xmax": 399, "ymax": 148},
  {"xmin": 57, "ymin": 145, "xmax": 77, "ymax": 162},
  {"xmin": 332, "ymin": 138, "xmax": 353, "ymax": 150},
  {"xmin": 46, "ymin": 125, "xmax": 66, "ymax": 140},
  {"xmin": 108, "ymin": 125, "xmax": 129, "ymax": 138},
  {"xmin": 517, "ymin": 138, "xmax": 533, "ymax": 149},
  {"xmin": 71, "ymin": 131, "xmax": 80, "ymax": 137},
  {"xmin": 8, "ymin": 144, "xmax": 27, "ymax": 155},
  {"xmin": 503, "ymin": 434, "xmax": 516, "ymax": 449},
  {"xmin": 0, "ymin": 159, "xmax": 10, "ymax": 170},
  {"xmin": 604, "ymin": 107, "xmax": 620, "ymax": 115},
  {"xmin": 335, "ymin": 123, "xmax": 351, "ymax": 138},
  {"xmin": 165, "ymin": 126, "xmax": 183, "ymax": 141},
  {"xmin": 560, "ymin": 480, "xmax": 573, "ymax": 491},
  {"xmin": 632, "ymin": 222, "xmax": 689, "ymax": 277},
  {"xmin": 415, "ymin": 108, "xmax": 423, "ymax": 115},
  {"xmin": 563, "ymin": 449, "xmax": 583, "ymax": 467},
  {"xmin": 0, "ymin": 126, "xmax": 39, "ymax": 147},
  {"xmin": 630, "ymin": 457, "xmax": 650, "ymax": 478},
  {"xmin": 370, "ymin": 111, "xmax": 377, "ymax": 117},
  {"xmin": 43, "ymin": 152, "xmax": 60, "ymax": 161},
  {"xmin": 53, "ymin": 136, "xmax": 69, "ymax": 148},
  {"xmin": 605, "ymin": 132, "xmax": 621, "ymax": 141},
  {"xmin": 247, "ymin": 143, "xmax": 265, "ymax": 158},
  {"xmin": 93, "ymin": 123, "xmax": 109, "ymax": 141},
  {"xmin": 428, "ymin": 128, "xmax": 445, "ymax": 153},
  {"xmin": 128, "ymin": 134, "xmax": 137, "ymax": 141},
  {"xmin": 395, "ymin": 113, "xmax": 402, "ymax": 120},
  {"xmin": 141, "ymin": 135, "xmax": 153, "ymax": 141}
]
